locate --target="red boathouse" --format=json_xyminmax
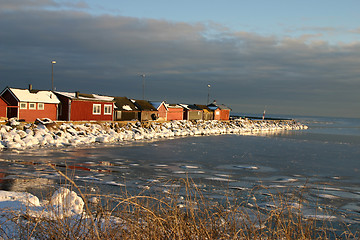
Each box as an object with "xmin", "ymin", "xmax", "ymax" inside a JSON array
[
  {"xmin": 207, "ymin": 101, "xmax": 231, "ymax": 120},
  {"xmin": 0, "ymin": 86, "xmax": 60, "ymax": 122},
  {"xmin": 55, "ymin": 91, "xmax": 115, "ymax": 121}
]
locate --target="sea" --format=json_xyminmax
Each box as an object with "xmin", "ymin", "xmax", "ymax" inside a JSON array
[{"xmin": 0, "ymin": 115, "xmax": 359, "ymax": 233}]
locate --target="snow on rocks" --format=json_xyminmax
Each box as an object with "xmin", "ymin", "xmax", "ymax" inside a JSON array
[
  {"xmin": 50, "ymin": 187, "xmax": 85, "ymax": 217},
  {"xmin": 0, "ymin": 187, "xmax": 85, "ymax": 238},
  {"xmin": 0, "ymin": 187, "xmax": 84, "ymax": 219},
  {"xmin": 0, "ymin": 119, "xmax": 308, "ymax": 150}
]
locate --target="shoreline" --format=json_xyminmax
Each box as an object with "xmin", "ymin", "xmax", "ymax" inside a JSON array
[{"xmin": 0, "ymin": 119, "xmax": 307, "ymax": 150}]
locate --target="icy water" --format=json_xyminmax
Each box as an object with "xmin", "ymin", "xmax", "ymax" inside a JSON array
[{"xmin": 1, "ymin": 116, "xmax": 360, "ymax": 232}]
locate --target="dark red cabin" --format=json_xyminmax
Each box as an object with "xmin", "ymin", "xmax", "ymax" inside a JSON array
[
  {"xmin": 207, "ymin": 101, "xmax": 231, "ymax": 120},
  {"xmin": 0, "ymin": 86, "xmax": 60, "ymax": 122},
  {"xmin": 55, "ymin": 91, "xmax": 115, "ymax": 121}
]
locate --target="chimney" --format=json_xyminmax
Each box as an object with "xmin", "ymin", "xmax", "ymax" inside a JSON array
[
  {"xmin": 75, "ymin": 91, "xmax": 79, "ymax": 98},
  {"xmin": 29, "ymin": 84, "xmax": 32, "ymax": 91}
]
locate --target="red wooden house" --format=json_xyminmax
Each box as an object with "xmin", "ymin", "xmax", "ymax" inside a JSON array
[
  {"xmin": 55, "ymin": 91, "xmax": 115, "ymax": 121},
  {"xmin": 165, "ymin": 104, "xmax": 184, "ymax": 121},
  {"xmin": 0, "ymin": 86, "xmax": 60, "ymax": 122},
  {"xmin": 207, "ymin": 101, "xmax": 231, "ymax": 120},
  {"xmin": 149, "ymin": 101, "xmax": 167, "ymax": 121},
  {"xmin": 0, "ymin": 96, "xmax": 8, "ymax": 120}
]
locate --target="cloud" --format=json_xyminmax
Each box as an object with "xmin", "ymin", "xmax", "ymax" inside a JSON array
[{"xmin": 1, "ymin": 4, "xmax": 359, "ymax": 117}]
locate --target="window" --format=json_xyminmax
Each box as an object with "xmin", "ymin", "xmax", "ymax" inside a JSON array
[
  {"xmin": 20, "ymin": 102, "xmax": 27, "ymax": 109},
  {"xmin": 104, "ymin": 104, "xmax": 112, "ymax": 115},
  {"xmin": 29, "ymin": 103, "xmax": 36, "ymax": 110},
  {"xmin": 38, "ymin": 103, "xmax": 44, "ymax": 110},
  {"xmin": 93, "ymin": 104, "xmax": 101, "ymax": 115}
]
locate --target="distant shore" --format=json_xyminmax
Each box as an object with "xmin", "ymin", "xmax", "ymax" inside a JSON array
[{"xmin": 0, "ymin": 118, "xmax": 307, "ymax": 150}]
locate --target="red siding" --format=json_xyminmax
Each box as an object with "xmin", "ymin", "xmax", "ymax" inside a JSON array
[
  {"xmin": 220, "ymin": 110, "xmax": 230, "ymax": 120},
  {"xmin": 69, "ymin": 100, "xmax": 113, "ymax": 121},
  {"xmin": 167, "ymin": 108, "xmax": 183, "ymax": 120},
  {"xmin": 0, "ymin": 98, "xmax": 7, "ymax": 118},
  {"xmin": 157, "ymin": 104, "xmax": 167, "ymax": 120},
  {"xmin": 18, "ymin": 103, "xmax": 58, "ymax": 122},
  {"xmin": 214, "ymin": 109, "xmax": 221, "ymax": 120},
  {"xmin": 214, "ymin": 109, "xmax": 230, "ymax": 120}
]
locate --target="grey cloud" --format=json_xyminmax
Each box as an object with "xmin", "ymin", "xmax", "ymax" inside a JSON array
[
  {"xmin": 1, "ymin": 6, "xmax": 359, "ymax": 117},
  {"xmin": 1, "ymin": 0, "xmax": 58, "ymax": 11}
]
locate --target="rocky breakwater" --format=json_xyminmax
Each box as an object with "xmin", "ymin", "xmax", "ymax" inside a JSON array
[{"xmin": 0, "ymin": 118, "xmax": 308, "ymax": 150}]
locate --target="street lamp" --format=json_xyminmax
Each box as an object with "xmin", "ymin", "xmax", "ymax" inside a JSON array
[
  {"xmin": 51, "ymin": 60, "xmax": 56, "ymax": 91},
  {"xmin": 207, "ymin": 84, "xmax": 211, "ymax": 104},
  {"xmin": 140, "ymin": 74, "xmax": 146, "ymax": 99}
]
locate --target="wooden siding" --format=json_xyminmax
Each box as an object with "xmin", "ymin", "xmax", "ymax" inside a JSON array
[
  {"xmin": 18, "ymin": 103, "xmax": 58, "ymax": 122},
  {"xmin": 68, "ymin": 100, "xmax": 114, "ymax": 121},
  {"xmin": 202, "ymin": 111, "xmax": 213, "ymax": 120},
  {"xmin": 167, "ymin": 108, "xmax": 183, "ymax": 120},
  {"xmin": 220, "ymin": 109, "xmax": 230, "ymax": 120},
  {"xmin": 185, "ymin": 110, "xmax": 203, "ymax": 120},
  {"xmin": 214, "ymin": 109, "xmax": 221, "ymax": 120},
  {"xmin": 0, "ymin": 97, "xmax": 7, "ymax": 118},
  {"xmin": 214, "ymin": 109, "xmax": 230, "ymax": 120},
  {"xmin": 139, "ymin": 111, "xmax": 158, "ymax": 121},
  {"xmin": 115, "ymin": 111, "xmax": 139, "ymax": 121},
  {"xmin": 157, "ymin": 104, "xmax": 167, "ymax": 120}
]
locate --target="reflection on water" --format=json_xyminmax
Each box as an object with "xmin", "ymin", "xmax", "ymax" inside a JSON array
[{"xmin": 0, "ymin": 117, "xmax": 360, "ymax": 232}]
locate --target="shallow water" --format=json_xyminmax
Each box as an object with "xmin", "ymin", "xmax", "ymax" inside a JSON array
[{"xmin": 1, "ymin": 116, "xmax": 359, "ymax": 232}]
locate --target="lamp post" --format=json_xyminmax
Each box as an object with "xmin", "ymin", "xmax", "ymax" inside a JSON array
[
  {"xmin": 207, "ymin": 84, "xmax": 211, "ymax": 104},
  {"xmin": 51, "ymin": 60, "xmax": 56, "ymax": 91},
  {"xmin": 140, "ymin": 74, "xmax": 146, "ymax": 99}
]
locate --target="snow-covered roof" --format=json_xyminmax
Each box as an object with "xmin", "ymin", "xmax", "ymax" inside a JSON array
[
  {"xmin": 179, "ymin": 104, "xmax": 201, "ymax": 110},
  {"xmin": 165, "ymin": 103, "xmax": 183, "ymax": 109},
  {"xmin": 9, "ymin": 88, "xmax": 60, "ymax": 104},
  {"xmin": 207, "ymin": 102, "xmax": 232, "ymax": 111},
  {"xmin": 113, "ymin": 97, "xmax": 139, "ymax": 111},
  {"xmin": 55, "ymin": 91, "xmax": 114, "ymax": 102}
]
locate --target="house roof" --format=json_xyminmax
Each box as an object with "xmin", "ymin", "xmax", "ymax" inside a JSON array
[
  {"xmin": 149, "ymin": 101, "xmax": 166, "ymax": 110},
  {"xmin": 165, "ymin": 103, "xmax": 183, "ymax": 109},
  {"xmin": 114, "ymin": 97, "xmax": 139, "ymax": 111},
  {"xmin": 179, "ymin": 104, "xmax": 201, "ymax": 110},
  {"xmin": 207, "ymin": 101, "xmax": 232, "ymax": 111},
  {"xmin": 6, "ymin": 88, "xmax": 60, "ymax": 104},
  {"xmin": 55, "ymin": 91, "xmax": 114, "ymax": 102},
  {"xmin": 0, "ymin": 96, "xmax": 8, "ymax": 105},
  {"xmin": 194, "ymin": 104, "xmax": 211, "ymax": 111},
  {"xmin": 131, "ymin": 99, "xmax": 157, "ymax": 111}
]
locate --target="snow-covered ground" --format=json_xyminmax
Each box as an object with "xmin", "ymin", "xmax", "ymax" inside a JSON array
[{"xmin": 0, "ymin": 118, "xmax": 307, "ymax": 150}]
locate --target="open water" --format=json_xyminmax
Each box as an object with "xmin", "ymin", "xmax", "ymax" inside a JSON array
[{"xmin": 0, "ymin": 116, "xmax": 359, "ymax": 233}]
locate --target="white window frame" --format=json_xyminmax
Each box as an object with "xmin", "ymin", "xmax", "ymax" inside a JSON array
[
  {"xmin": 38, "ymin": 103, "xmax": 44, "ymax": 110},
  {"xmin": 93, "ymin": 104, "xmax": 101, "ymax": 115},
  {"xmin": 29, "ymin": 103, "xmax": 36, "ymax": 110},
  {"xmin": 104, "ymin": 104, "xmax": 112, "ymax": 115},
  {"xmin": 20, "ymin": 102, "xmax": 27, "ymax": 109}
]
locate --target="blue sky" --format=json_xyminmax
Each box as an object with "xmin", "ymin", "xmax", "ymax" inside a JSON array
[{"xmin": 1, "ymin": 0, "xmax": 360, "ymax": 117}]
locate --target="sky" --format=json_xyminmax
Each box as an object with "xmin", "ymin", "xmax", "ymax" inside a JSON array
[{"xmin": 1, "ymin": 0, "xmax": 360, "ymax": 118}]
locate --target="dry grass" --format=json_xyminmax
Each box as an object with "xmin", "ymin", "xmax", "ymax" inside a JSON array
[{"xmin": 1, "ymin": 170, "xmax": 359, "ymax": 239}]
